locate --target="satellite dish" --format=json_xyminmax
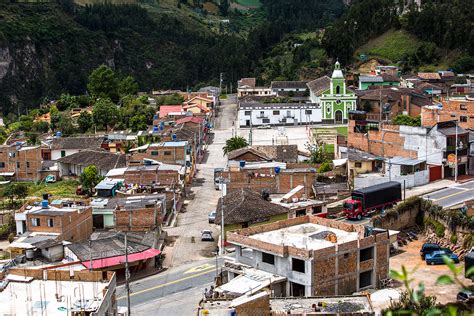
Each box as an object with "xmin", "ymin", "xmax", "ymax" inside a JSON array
[
  {"xmin": 171, "ymin": 134, "xmax": 177, "ymax": 141},
  {"xmin": 239, "ymin": 160, "xmax": 246, "ymax": 168},
  {"xmin": 274, "ymin": 166, "xmax": 281, "ymax": 174},
  {"xmin": 382, "ymin": 103, "xmax": 392, "ymax": 113}
]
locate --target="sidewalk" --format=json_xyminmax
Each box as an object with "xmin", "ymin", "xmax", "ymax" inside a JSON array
[{"xmin": 404, "ymin": 179, "xmax": 453, "ymax": 198}]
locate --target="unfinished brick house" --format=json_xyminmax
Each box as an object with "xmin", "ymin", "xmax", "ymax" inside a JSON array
[
  {"xmin": 227, "ymin": 145, "xmax": 299, "ymax": 163},
  {"xmin": 421, "ymin": 97, "xmax": 474, "ymax": 129},
  {"xmin": 226, "ymin": 216, "xmax": 391, "ymax": 297},
  {"xmin": 0, "ymin": 144, "xmax": 43, "ymax": 181},
  {"xmin": 347, "ymin": 113, "xmax": 470, "ymax": 180},
  {"xmin": 16, "ymin": 201, "xmax": 93, "ymax": 242},
  {"xmin": 128, "ymin": 141, "xmax": 190, "ymax": 166},
  {"xmin": 113, "ymin": 195, "xmax": 164, "ymax": 232},
  {"xmin": 220, "ymin": 162, "xmax": 317, "ymax": 196}
]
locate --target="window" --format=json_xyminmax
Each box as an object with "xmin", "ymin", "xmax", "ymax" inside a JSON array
[
  {"xmin": 460, "ymin": 104, "xmax": 467, "ymax": 110},
  {"xmin": 164, "ymin": 151, "xmax": 172, "ymax": 156},
  {"xmin": 26, "ymin": 162, "xmax": 30, "ymax": 168},
  {"xmin": 151, "ymin": 151, "xmax": 159, "ymax": 156},
  {"xmin": 262, "ymin": 252, "xmax": 275, "ymax": 265},
  {"xmin": 359, "ymin": 270, "xmax": 373, "ymax": 288},
  {"xmin": 305, "ymin": 110, "xmax": 312, "ymax": 115},
  {"xmin": 295, "ymin": 209, "xmax": 306, "ymax": 217},
  {"xmin": 273, "ymin": 110, "xmax": 280, "ymax": 115},
  {"xmin": 16, "ymin": 162, "xmax": 20, "ymax": 169},
  {"xmin": 48, "ymin": 218, "xmax": 54, "ymax": 227},
  {"xmin": 360, "ymin": 247, "xmax": 374, "ymax": 262},
  {"xmin": 61, "ymin": 150, "xmax": 66, "ymax": 158},
  {"xmin": 31, "ymin": 218, "xmax": 40, "ymax": 227},
  {"xmin": 292, "ymin": 258, "xmax": 305, "ymax": 273},
  {"xmin": 327, "ymin": 107, "xmax": 331, "ymax": 113},
  {"xmin": 460, "ymin": 116, "xmax": 468, "ymax": 123},
  {"xmin": 355, "ymin": 162, "xmax": 362, "ymax": 168},
  {"xmin": 244, "ymin": 111, "xmax": 251, "ymax": 116},
  {"xmin": 0, "ymin": 162, "xmax": 4, "ymax": 168},
  {"xmin": 262, "ymin": 119, "xmax": 270, "ymax": 124},
  {"xmin": 336, "ymin": 85, "xmax": 341, "ymax": 94},
  {"xmin": 286, "ymin": 110, "xmax": 291, "ymax": 117},
  {"xmin": 336, "ymin": 99, "xmax": 341, "ymax": 104}
]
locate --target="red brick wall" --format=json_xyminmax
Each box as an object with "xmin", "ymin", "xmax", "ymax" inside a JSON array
[
  {"xmin": 0, "ymin": 146, "xmax": 42, "ymax": 181},
  {"xmin": 26, "ymin": 207, "xmax": 93, "ymax": 242},
  {"xmin": 348, "ymin": 120, "xmax": 418, "ymax": 159},
  {"xmin": 421, "ymin": 99, "xmax": 474, "ymax": 129},
  {"xmin": 124, "ymin": 169, "xmax": 180, "ymax": 186},
  {"xmin": 115, "ymin": 205, "xmax": 162, "ymax": 231}
]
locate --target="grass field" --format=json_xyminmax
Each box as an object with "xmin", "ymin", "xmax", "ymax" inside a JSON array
[
  {"xmin": 26, "ymin": 180, "xmax": 80, "ymax": 198},
  {"xmin": 356, "ymin": 29, "xmax": 423, "ymax": 62}
]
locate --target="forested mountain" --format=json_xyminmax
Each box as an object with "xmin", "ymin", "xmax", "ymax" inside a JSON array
[{"xmin": 0, "ymin": 0, "xmax": 473, "ymax": 115}]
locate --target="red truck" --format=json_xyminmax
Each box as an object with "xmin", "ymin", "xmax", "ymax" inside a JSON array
[{"xmin": 343, "ymin": 181, "xmax": 402, "ymax": 220}]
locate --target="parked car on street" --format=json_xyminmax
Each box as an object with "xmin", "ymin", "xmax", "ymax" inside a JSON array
[
  {"xmin": 208, "ymin": 211, "xmax": 217, "ymax": 224},
  {"xmin": 420, "ymin": 243, "xmax": 441, "ymax": 259},
  {"xmin": 425, "ymin": 250, "xmax": 460, "ymax": 265},
  {"xmin": 457, "ymin": 290, "xmax": 474, "ymax": 302},
  {"xmin": 201, "ymin": 230, "xmax": 214, "ymax": 241},
  {"xmin": 257, "ymin": 124, "xmax": 271, "ymax": 129}
]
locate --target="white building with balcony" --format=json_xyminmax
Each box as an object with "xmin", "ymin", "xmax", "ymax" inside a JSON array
[{"xmin": 238, "ymin": 102, "xmax": 321, "ymax": 127}]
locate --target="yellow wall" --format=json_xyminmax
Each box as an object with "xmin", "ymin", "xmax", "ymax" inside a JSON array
[{"xmin": 349, "ymin": 160, "xmax": 373, "ymax": 174}]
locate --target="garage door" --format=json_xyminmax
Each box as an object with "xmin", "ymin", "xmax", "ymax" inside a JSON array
[{"xmin": 429, "ymin": 165, "xmax": 442, "ymax": 182}]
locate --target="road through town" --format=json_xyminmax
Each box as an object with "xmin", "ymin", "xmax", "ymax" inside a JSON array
[{"xmin": 117, "ymin": 96, "xmax": 237, "ymax": 315}]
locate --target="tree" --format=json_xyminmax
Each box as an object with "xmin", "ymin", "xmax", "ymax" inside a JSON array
[
  {"xmin": 219, "ymin": 0, "xmax": 229, "ymax": 16},
  {"xmin": 78, "ymin": 111, "xmax": 94, "ymax": 133},
  {"xmin": 223, "ymin": 136, "xmax": 248, "ymax": 155},
  {"xmin": 93, "ymin": 98, "xmax": 118, "ymax": 130},
  {"xmin": 306, "ymin": 139, "xmax": 330, "ymax": 164},
  {"xmin": 33, "ymin": 121, "xmax": 49, "ymax": 134},
  {"xmin": 87, "ymin": 65, "xmax": 119, "ymax": 101},
  {"xmin": 49, "ymin": 105, "xmax": 61, "ymax": 130},
  {"xmin": 80, "ymin": 165, "xmax": 102, "ymax": 195},
  {"xmin": 56, "ymin": 93, "xmax": 79, "ymax": 111},
  {"xmin": 3, "ymin": 183, "xmax": 29, "ymax": 207},
  {"xmin": 118, "ymin": 76, "xmax": 139, "ymax": 97},
  {"xmin": 56, "ymin": 114, "xmax": 76, "ymax": 135},
  {"xmin": 129, "ymin": 114, "xmax": 148, "ymax": 132}
]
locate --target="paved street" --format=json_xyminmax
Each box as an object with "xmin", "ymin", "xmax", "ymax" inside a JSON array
[
  {"xmin": 117, "ymin": 257, "xmax": 225, "ymax": 315},
  {"xmin": 117, "ymin": 96, "xmax": 237, "ymax": 315},
  {"xmin": 423, "ymin": 180, "xmax": 474, "ymax": 208},
  {"xmin": 163, "ymin": 96, "xmax": 236, "ymax": 267}
]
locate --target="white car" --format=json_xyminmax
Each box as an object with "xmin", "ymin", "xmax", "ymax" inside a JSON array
[{"xmin": 257, "ymin": 124, "xmax": 271, "ymax": 129}]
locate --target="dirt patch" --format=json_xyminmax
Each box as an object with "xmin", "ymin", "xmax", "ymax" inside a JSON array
[{"xmin": 390, "ymin": 238, "xmax": 468, "ymax": 304}]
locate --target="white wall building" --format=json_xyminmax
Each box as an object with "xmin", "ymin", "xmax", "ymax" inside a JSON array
[{"xmin": 238, "ymin": 102, "xmax": 321, "ymax": 127}]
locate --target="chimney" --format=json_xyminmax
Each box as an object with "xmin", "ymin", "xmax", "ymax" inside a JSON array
[{"xmin": 42, "ymin": 193, "xmax": 49, "ymax": 209}]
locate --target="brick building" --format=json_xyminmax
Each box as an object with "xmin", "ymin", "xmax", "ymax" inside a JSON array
[
  {"xmin": 356, "ymin": 87, "xmax": 431, "ymax": 121},
  {"xmin": 221, "ymin": 162, "xmax": 317, "ymax": 196},
  {"xmin": 129, "ymin": 141, "xmax": 190, "ymax": 166},
  {"xmin": 226, "ymin": 216, "xmax": 391, "ymax": 296},
  {"xmin": 348, "ymin": 115, "xmax": 470, "ymax": 181},
  {"xmin": 114, "ymin": 195, "xmax": 164, "ymax": 232},
  {"xmin": 228, "ymin": 145, "xmax": 299, "ymax": 163},
  {"xmin": 421, "ymin": 97, "xmax": 474, "ymax": 129},
  {"xmin": 16, "ymin": 201, "xmax": 93, "ymax": 242},
  {"xmin": 0, "ymin": 144, "xmax": 43, "ymax": 181}
]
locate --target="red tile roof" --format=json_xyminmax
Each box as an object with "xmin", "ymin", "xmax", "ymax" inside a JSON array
[
  {"xmin": 175, "ymin": 116, "xmax": 205, "ymax": 125},
  {"xmin": 159, "ymin": 105, "xmax": 184, "ymax": 118}
]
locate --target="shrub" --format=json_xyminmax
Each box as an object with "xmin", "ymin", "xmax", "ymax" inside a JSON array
[
  {"xmin": 318, "ymin": 161, "xmax": 332, "ymax": 173},
  {"xmin": 424, "ymin": 217, "xmax": 445, "ymax": 237},
  {"xmin": 450, "ymin": 234, "xmax": 458, "ymax": 245},
  {"xmin": 8, "ymin": 233, "xmax": 15, "ymax": 243}
]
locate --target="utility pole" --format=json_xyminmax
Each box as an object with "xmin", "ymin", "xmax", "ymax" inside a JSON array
[
  {"xmin": 125, "ymin": 231, "xmax": 131, "ymax": 315},
  {"xmin": 219, "ymin": 73, "xmax": 224, "ymax": 96},
  {"xmin": 220, "ymin": 182, "xmax": 226, "ymax": 255},
  {"xmin": 455, "ymin": 118, "xmax": 458, "ymax": 183}
]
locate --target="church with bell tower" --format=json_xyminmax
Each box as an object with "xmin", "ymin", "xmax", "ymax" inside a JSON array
[{"xmin": 307, "ymin": 61, "xmax": 357, "ymax": 124}]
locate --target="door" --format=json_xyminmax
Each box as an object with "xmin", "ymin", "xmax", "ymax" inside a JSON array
[
  {"xmin": 429, "ymin": 165, "xmax": 442, "ymax": 182},
  {"xmin": 245, "ymin": 120, "xmax": 250, "ymax": 127},
  {"xmin": 335, "ymin": 110, "xmax": 343, "ymax": 124}
]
